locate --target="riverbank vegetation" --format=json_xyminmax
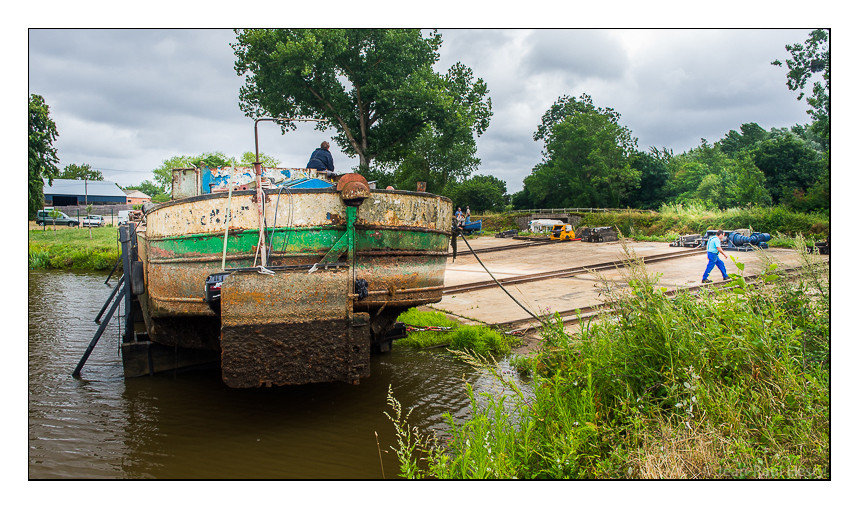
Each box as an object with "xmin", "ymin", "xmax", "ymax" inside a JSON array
[
  {"xmin": 395, "ymin": 308, "xmax": 517, "ymax": 357},
  {"xmin": 474, "ymin": 202, "xmax": 829, "ymax": 247},
  {"xmin": 386, "ymin": 241, "xmax": 829, "ymax": 478},
  {"xmin": 28, "ymin": 225, "xmax": 119, "ymax": 270}
]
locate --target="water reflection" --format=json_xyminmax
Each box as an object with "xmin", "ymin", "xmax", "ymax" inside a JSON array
[{"xmin": 28, "ymin": 270, "xmax": 528, "ymax": 479}]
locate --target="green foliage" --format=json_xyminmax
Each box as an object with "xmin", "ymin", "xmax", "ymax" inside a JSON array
[
  {"xmin": 388, "ymin": 242, "xmax": 829, "ymax": 479},
  {"xmin": 392, "ymin": 125, "xmax": 480, "ymax": 194},
  {"xmin": 29, "ymin": 94, "xmax": 60, "ymax": 219},
  {"xmin": 395, "ymin": 308, "xmax": 515, "ymax": 357},
  {"xmin": 772, "ymin": 29, "xmax": 830, "ymax": 148},
  {"xmin": 443, "ymin": 174, "xmax": 508, "ymax": 213},
  {"xmin": 751, "ymin": 131, "xmax": 827, "ymax": 204},
  {"xmin": 525, "ymin": 94, "xmax": 640, "ymax": 209},
  {"xmin": 29, "ymin": 226, "xmax": 119, "ymax": 270},
  {"xmin": 59, "ymin": 163, "xmax": 104, "ymax": 181},
  {"xmin": 233, "ymin": 29, "xmax": 492, "ymax": 171}
]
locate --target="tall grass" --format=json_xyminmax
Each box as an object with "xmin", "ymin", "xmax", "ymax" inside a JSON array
[
  {"xmin": 395, "ymin": 308, "xmax": 517, "ymax": 357},
  {"xmin": 385, "ymin": 239, "xmax": 830, "ymax": 478},
  {"xmin": 28, "ymin": 226, "xmax": 120, "ymax": 270}
]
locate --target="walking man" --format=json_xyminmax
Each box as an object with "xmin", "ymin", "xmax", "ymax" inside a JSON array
[{"xmin": 702, "ymin": 230, "xmax": 729, "ymax": 283}]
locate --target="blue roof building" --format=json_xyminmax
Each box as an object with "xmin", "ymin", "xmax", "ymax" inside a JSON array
[{"xmin": 43, "ymin": 178, "xmax": 128, "ymax": 206}]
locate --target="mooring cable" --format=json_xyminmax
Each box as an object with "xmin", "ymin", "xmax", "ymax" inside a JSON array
[{"xmin": 456, "ymin": 232, "xmax": 547, "ymax": 327}]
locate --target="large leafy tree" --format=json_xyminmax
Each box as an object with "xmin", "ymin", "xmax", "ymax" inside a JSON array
[
  {"xmin": 28, "ymin": 94, "xmax": 60, "ymax": 218},
  {"xmin": 525, "ymin": 94, "xmax": 640, "ymax": 208},
  {"xmin": 59, "ymin": 163, "xmax": 104, "ymax": 181},
  {"xmin": 232, "ymin": 29, "xmax": 491, "ymax": 173},
  {"xmin": 772, "ymin": 29, "xmax": 830, "ymax": 149},
  {"xmin": 751, "ymin": 131, "xmax": 826, "ymax": 204}
]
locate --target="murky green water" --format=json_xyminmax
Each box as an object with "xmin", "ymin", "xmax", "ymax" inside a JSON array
[{"xmin": 28, "ymin": 270, "xmax": 524, "ymax": 479}]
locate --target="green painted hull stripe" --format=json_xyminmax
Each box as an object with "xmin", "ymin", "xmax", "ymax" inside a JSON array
[{"xmin": 146, "ymin": 227, "xmax": 448, "ymax": 257}]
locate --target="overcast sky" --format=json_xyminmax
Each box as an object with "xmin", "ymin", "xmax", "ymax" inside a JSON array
[{"xmin": 28, "ymin": 28, "xmax": 816, "ymax": 192}]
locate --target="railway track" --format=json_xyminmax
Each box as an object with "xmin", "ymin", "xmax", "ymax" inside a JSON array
[
  {"xmin": 447, "ymin": 239, "xmax": 555, "ymax": 258},
  {"xmin": 443, "ymin": 249, "xmax": 703, "ymax": 295}
]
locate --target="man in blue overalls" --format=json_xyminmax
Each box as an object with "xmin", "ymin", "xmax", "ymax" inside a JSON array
[
  {"xmin": 702, "ymin": 230, "xmax": 729, "ymax": 283},
  {"xmin": 306, "ymin": 141, "xmax": 335, "ymax": 178}
]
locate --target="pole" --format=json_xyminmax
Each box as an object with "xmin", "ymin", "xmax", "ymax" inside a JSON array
[
  {"xmin": 222, "ymin": 166, "xmax": 235, "ymax": 271},
  {"xmin": 73, "ymin": 280, "xmax": 125, "ymax": 378}
]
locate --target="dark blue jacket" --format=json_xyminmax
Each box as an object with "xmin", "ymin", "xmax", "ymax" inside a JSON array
[{"xmin": 306, "ymin": 148, "xmax": 334, "ymax": 171}]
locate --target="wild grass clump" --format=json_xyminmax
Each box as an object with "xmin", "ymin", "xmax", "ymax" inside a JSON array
[
  {"xmin": 395, "ymin": 308, "xmax": 517, "ymax": 357},
  {"xmin": 385, "ymin": 239, "xmax": 829, "ymax": 479},
  {"xmin": 28, "ymin": 226, "xmax": 120, "ymax": 270}
]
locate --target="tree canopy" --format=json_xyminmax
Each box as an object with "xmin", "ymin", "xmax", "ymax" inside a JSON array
[
  {"xmin": 59, "ymin": 163, "xmax": 104, "ymax": 181},
  {"xmin": 28, "ymin": 94, "xmax": 60, "ymax": 218},
  {"xmin": 522, "ymin": 94, "xmax": 640, "ymax": 209},
  {"xmin": 772, "ymin": 29, "xmax": 830, "ymax": 149},
  {"xmin": 232, "ymin": 29, "xmax": 492, "ymax": 173}
]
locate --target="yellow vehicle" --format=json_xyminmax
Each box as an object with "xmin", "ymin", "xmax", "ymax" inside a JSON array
[{"xmin": 550, "ymin": 223, "xmax": 576, "ymax": 241}]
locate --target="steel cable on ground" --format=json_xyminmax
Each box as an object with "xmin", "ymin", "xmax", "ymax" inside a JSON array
[{"xmin": 457, "ymin": 232, "xmax": 547, "ymax": 327}]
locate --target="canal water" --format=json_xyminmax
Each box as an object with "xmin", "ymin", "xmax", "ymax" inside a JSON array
[{"xmin": 28, "ymin": 269, "xmax": 526, "ymax": 479}]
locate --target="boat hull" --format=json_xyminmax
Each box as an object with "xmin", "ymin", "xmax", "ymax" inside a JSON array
[{"xmin": 136, "ymin": 188, "xmax": 453, "ymax": 353}]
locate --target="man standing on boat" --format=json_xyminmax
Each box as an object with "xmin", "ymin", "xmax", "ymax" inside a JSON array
[{"xmin": 306, "ymin": 141, "xmax": 335, "ymax": 177}]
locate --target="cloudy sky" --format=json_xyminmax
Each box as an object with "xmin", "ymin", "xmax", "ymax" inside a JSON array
[{"xmin": 28, "ymin": 28, "xmax": 816, "ymax": 192}]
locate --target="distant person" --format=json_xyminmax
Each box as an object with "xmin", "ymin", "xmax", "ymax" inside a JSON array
[
  {"xmin": 465, "ymin": 206, "xmax": 471, "ymax": 222},
  {"xmin": 455, "ymin": 207, "xmax": 465, "ymax": 227},
  {"xmin": 306, "ymin": 141, "xmax": 335, "ymax": 177},
  {"xmin": 702, "ymin": 230, "xmax": 729, "ymax": 283}
]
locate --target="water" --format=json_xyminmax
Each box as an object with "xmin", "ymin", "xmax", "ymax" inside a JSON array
[{"xmin": 28, "ymin": 270, "xmax": 525, "ymax": 479}]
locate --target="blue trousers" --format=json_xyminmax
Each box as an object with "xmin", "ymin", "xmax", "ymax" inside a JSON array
[{"xmin": 702, "ymin": 251, "xmax": 727, "ymax": 280}]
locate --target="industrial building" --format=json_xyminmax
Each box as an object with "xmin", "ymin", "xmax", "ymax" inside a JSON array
[{"xmin": 42, "ymin": 178, "xmax": 128, "ymax": 206}]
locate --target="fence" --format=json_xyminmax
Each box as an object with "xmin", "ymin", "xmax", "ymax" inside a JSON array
[{"xmin": 35, "ymin": 204, "xmax": 136, "ymax": 226}]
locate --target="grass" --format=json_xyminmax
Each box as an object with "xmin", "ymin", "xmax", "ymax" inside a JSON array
[
  {"xmin": 385, "ymin": 239, "xmax": 830, "ymax": 479},
  {"xmin": 28, "ymin": 224, "xmax": 120, "ymax": 270},
  {"xmin": 395, "ymin": 308, "xmax": 518, "ymax": 357}
]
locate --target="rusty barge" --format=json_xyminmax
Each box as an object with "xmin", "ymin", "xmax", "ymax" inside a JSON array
[{"xmin": 79, "ymin": 124, "xmax": 453, "ymax": 389}]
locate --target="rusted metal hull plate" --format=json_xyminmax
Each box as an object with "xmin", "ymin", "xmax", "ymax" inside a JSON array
[
  {"xmin": 137, "ymin": 189, "xmax": 452, "ymax": 315},
  {"xmin": 219, "ymin": 266, "xmax": 370, "ymax": 388}
]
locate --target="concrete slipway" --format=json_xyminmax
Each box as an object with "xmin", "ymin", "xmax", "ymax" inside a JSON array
[{"xmin": 424, "ymin": 237, "xmax": 824, "ymax": 353}]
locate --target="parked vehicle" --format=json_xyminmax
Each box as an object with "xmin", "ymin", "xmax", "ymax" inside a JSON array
[
  {"xmin": 550, "ymin": 223, "xmax": 576, "ymax": 241},
  {"xmin": 36, "ymin": 209, "xmax": 79, "ymax": 227},
  {"xmin": 118, "ymin": 210, "xmax": 132, "ymax": 225},
  {"xmin": 82, "ymin": 215, "xmax": 105, "ymax": 227},
  {"xmin": 529, "ymin": 219, "xmax": 563, "ymax": 233}
]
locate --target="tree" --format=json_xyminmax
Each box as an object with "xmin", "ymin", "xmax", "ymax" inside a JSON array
[
  {"xmin": 751, "ymin": 131, "xmax": 826, "ymax": 204},
  {"xmin": 524, "ymin": 94, "xmax": 640, "ymax": 208},
  {"xmin": 28, "ymin": 94, "xmax": 60, "ymax": 219},
  {"xmin": 232, "ymin": 29, "xmax": 492, "ymax": 172},
  {"xmin": 443, "ymin": 174, "xmax": 508, "ymax": 213},
  {"xmin": 628, "ymin": 149, "xmax": 670, "ymax": 210},
  {"xmin": 59, "ymin": 163, "xmax": 104, "ymax": 181},
  {"xmin": 772, "ymin": 29, "xmax": 830, "ymax": 148},
  {"xmin": 392, "ymin": 125, "xmax": 480, "ymax": 193},
  {"xmin": 717, "ymin": 122, "xmax": 768, "ymax": 157}
]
